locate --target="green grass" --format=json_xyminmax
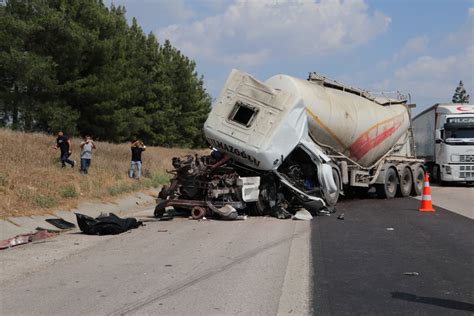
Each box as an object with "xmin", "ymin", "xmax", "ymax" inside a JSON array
[
  {"xmin": 106, "ymin": 172, "xmax": 169, "ymax": 197},
  {"xmin": 60, "ymin": 185, "xmax": 78, "ymax": 198},
  {"xmin": 107, "ymin": 183, "xmax": 136, "ymax": 196},
  {"xmin": 0, "ymin": 173, "xmax": 8, "ymax": 186},
  {"xmin": 34, "ymin": 194, "xmax": 57, "ymax": 208},
  {"xmin": 17, "ymin": 188, "xmax": 57, "ymax": 209}
]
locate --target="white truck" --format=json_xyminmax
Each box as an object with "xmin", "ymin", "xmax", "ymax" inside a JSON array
[
  {"xmin": 155, "ymin": 70, "xmax": 425, "ymax": 219},
  {"xmin": 413, "ymin": 104, "xmax": 474, "ymax": 184}
]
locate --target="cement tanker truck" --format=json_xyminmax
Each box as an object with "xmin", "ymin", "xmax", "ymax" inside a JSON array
[{"xmin": 155, "ymin": 70, "xmax": 425, "ymax": 219}]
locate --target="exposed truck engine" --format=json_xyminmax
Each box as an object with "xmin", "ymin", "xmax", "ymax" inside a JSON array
[{"xmin": 155, "ymin": 70, "xmax": 425, "ymax": 219}]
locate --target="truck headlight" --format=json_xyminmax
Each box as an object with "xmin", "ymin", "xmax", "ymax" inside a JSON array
[{"xmin": 451, "ymin": 154, "xmax": 460, "ymax": 162}]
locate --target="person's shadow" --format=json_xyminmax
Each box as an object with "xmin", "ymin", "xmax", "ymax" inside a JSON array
[{"xmin": 391, "ymin": 292, "xmax": 474, "ymax": 312}]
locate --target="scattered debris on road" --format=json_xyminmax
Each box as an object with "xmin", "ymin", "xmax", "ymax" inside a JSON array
[
  {"xmin": 45, "ymin": 218, "xmax": 76, "ymax": 230},
  {"xmin": 337, "ymin": 213, "xmax": 345, "ymax": 220},
  {"xmin": 293, "ymin": 209, "xmax": 313, "ymax": 220},
  {"xmin": 403, "ymin": 272, "xmax": 420, "ymax": 276},
  {"xmin": 76, "ymin": 212, "xmax": 143, "ymax": 235},
  {"xmin": 0, "ymin": 230, "xmax": 57, "ymax": 250},
  {"xmin": 386, "ymin": 227, "xmax": 395, "ymax": 231}
]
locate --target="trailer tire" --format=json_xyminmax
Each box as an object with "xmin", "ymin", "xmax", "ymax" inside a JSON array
[
  {"xmin": 397, "ymin": 167, "xmax": 413, "ymax": 197},
  {"xmin": 376, "ymin": 167, "xmax": 398, "ymax": 199},
  {"xmin": 411, "ymin": 166, "xmax": 425, "ymax": 196}
]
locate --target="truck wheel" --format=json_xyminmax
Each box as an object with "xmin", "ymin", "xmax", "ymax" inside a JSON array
[
  {"xmin": 255, "ymin": 183, "xmax": 275, "ymax": 216},
  {"xmin": 397, "ymin": 167, "xmax": 413, "ymax": 197},
  {"xmin": 432, "ymin": 165, "xmax": 441, "ymax": 183},
  {"xmin": 158, "ymin": 185, "xmax": 170, "ymax": 199},
  {"xmin": 191, "ymin": 206, "xmax": 206, "ymax": 219},
  {"xmin": 324, "ymin": 168, "xmax": 341, "ymax": 207},
  {"xmin": 411, "ymin": 166, "xmax": 425, "ymax": 196},
  {"xmin": 255, "ymin": 188, "xmax": 271, "ymax": 215},
  {"xmin": 154, "ymin": 204, "xmax": 166, "ymax": 218},
  {"xmin": 376, "ymin": 167, "xmax": 397, "ymax": 199}
]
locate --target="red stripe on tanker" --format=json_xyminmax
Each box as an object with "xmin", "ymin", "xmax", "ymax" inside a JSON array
[{"xmin": 349, "ymin": 115, "xmax": 404, "ymax": 160}]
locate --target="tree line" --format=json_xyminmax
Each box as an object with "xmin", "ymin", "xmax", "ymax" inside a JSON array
[{"xmin": 0, "ymin": 0, "xmax": 211, "ymax": 147}]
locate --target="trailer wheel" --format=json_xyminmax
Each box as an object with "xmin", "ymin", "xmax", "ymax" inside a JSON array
[
  {"xmin": 411, "ymin": 166, "xmax": 425, "ymax": 196},
  {"xmin": 397, "ymin": 167, "xmax": 413, "ymax": 197},
  {"xmin": 324, "ymin": 168, "xmax": 341, "ymax": 207},
  {"xmin": 376, "ymin": 167, "xmax": 398, "ymax": 199}
]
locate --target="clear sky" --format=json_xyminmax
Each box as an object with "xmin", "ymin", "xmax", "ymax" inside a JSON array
[{"xmin": 106, "ymin": 0, "xmax": 474, "ymax": 114}]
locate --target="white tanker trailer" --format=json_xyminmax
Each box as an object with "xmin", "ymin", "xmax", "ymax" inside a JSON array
[{"xmin": 155, "ymin": 70, "xmax": 425, "ymax": 219}]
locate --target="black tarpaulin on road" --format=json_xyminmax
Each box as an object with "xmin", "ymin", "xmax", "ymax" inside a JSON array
[{"xmin": 76, "ymin": 213, "xmax": 143, "ymax": 235}]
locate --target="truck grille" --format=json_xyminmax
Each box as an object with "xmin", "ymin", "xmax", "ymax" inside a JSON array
[
  {"xmin": 460, "ymin": 155, "xmax": 474, "ymax": 163},
  {"xmin": 459, "ymin": 165, "xmax": 474, "ymax": 179}
]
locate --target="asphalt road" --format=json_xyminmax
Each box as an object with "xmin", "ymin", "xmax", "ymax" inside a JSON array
[
  {"xmin": 311, "ymin": 198, "xmax": 474, "ymax": 315},
  {"xmin": 1, "ymin": 195, "xmax": 472, "ymax": 315}
]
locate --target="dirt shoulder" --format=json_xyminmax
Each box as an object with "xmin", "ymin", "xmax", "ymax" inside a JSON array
[{"xmin": 0, "ymin": 128, "xmax": 204, "ymax": 218}]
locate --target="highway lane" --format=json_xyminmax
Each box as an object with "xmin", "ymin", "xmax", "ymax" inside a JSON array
[
  {"xmin": 0, "ymin": 215, "xmax": 312, "ymax": 315},
  {"xmin": 311, "ymin": 197, "xmax": 474, "ymax": 315},
  {"xmin": 0, "ymin": 193, "xmax": 472, "ymax": 315}
]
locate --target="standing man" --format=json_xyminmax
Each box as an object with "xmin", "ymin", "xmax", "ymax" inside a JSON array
[
  {"xmin": 129, "ymin": 139, "xmax": 146, "ymax": 179},
  {"xmin": 54, "ymin": 131, "xmax": 75, "ymax": 168},
  {"xmin": 80, "ymin": 135, "xmax": 96, "ymax": 175}
]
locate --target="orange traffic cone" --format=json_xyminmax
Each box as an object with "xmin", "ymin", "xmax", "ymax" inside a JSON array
[{"xmin": 419, "ymin": 173, "xmax": 435, "ymax": 212}]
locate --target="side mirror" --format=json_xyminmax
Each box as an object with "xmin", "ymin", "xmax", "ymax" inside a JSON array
[{"xmin": 435, "ymin": 130, "xmax": 444, "ymax": 144}]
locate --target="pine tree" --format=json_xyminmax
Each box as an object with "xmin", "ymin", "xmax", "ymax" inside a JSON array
[
  {"xmin": 0, "ymin": 0, "xmax": 211, "ymax": 146},
  {"xmin": 452, "ymin": 80, "xmax": 470, "ymax": 103}
]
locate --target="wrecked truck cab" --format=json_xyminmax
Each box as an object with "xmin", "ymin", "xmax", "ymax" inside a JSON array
[
  {"xmin": 154, "ymin": 69, "xmax": 339, "ymax": 220},
  {"xmin": 203, "ymin": 69, "xmax": 338, "ymax": 214}
]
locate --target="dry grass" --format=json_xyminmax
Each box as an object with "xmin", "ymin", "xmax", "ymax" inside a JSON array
[{"xmin": 0, "ymin": 128, "xmax": 206, "ymax": 218}]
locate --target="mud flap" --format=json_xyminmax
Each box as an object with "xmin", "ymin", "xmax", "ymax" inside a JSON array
[{"xmin": 321, "ymin": 163, "xmax": 337, "ymax": 194}]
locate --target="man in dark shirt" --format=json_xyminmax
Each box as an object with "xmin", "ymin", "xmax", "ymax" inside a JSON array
[
  {"xmin": 129, "ymin": 139, "xmax": 146, "ymax": 179},
  {"xmin": 54, "ymin": 131, "xmax": 75, "ymax": 168}
]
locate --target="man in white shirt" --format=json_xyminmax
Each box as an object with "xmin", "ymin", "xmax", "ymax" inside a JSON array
[{"xmin": 80, "ymin": 135, "xmax": 96, "ymax": 175}]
